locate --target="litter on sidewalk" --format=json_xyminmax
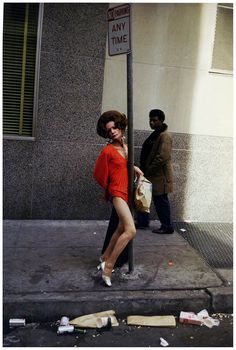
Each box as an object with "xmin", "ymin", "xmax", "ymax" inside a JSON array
[
  {"xmin": 127, "ymin": 315, "xmax": 176, "ymax": 327},
  {"xmin": 179, "ymin": 309, "xmax": 220, "ymax": 328},
  {"xmin": 96, "ymin": 316, "xmax": 112, "ymax": 329},
  {"xmin": 57, "ymin": 325, "xmax": 86, "ymax": 335},
  {"xmin": 179, "ymin": 312, "xmax": 202, "ymax": 326},
  {"xmin": 57, "ymin": 325, "xmax": 74, "ymax": 334},
  {"xmin": 9, "ymin": 319, "xmax": 26, "ymax": 327},
  {"xmin": 197, "ymin": 309, "xmax": 220, "ymax": 328},
  {"xmin": 160, "ymin": 337, "xmax": 169, "ymax": 347},
  {"xmin": 59, "ymin": 316, "xmax": 70, "ymax": 326},
  {"xmin": 69, "ymin": 310, "xmax": 119, "ymax": 328}
]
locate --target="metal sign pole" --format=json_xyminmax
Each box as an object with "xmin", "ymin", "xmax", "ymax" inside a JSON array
[
  {"xmin": 107, "ymin": 3, "xmax": 134, "ymax": 272},
  {"xmin": 127, "ymin": 50, "xmax": 134, "ymax": 273}
]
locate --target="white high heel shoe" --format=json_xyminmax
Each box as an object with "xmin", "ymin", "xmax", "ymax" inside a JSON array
[
  {"xmin": 97, "ymin": 257, "xmax": 103, "ymax": 270},
  {"xmin": 101, "ymin": 261, "xmax": 112, "ymax": 287},
  {"xmin": 97, "ymin": 258, "xmax": 114, "ymax": 273}
]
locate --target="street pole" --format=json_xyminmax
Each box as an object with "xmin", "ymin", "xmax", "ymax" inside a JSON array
[
  {"xmin": 127, "ymin": 50, "xmax": 134, "ymax": 273},
  {"xmin": 107, "ymin": 3, "xmax": 134, "ymax": 272}
]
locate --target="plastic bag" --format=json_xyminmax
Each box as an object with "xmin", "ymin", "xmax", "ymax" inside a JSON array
[{"xmin": 134, "ymin": 175, "xmax": 152, "ymax": 213}]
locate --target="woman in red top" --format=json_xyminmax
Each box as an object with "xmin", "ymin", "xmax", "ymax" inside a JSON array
[{"xmin": 94, "ymin": 111, "xmax": 143, "ymax": 286}]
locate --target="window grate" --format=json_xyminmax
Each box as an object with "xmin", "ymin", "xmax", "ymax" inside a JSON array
[{"xmin": 3, "ymin": 3, "xmax": 40, "ymax": 137}]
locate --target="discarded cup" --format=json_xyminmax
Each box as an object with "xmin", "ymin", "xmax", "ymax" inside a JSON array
[
  {"xmin": 57, "ymin": 325, "xmax": 75, "ymax": 334},
  {"xmin": 9, "ymin": 319, "xmax": 26, "ymax": 327},
  {"xmin": 60, "ymin": 316, "xmax": 70, "ymax": 326}
]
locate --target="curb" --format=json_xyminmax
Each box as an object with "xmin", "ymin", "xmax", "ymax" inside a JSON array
[
  {"xmin": 207, "ymin": 286, "xmax": 233, "ymax": 314},
  {"xmin": 3, "ymin": 287, "xmax": 232, "ymax": 324}
]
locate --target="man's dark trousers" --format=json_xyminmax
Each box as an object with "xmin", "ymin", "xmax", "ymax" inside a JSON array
[
  {"xmin": 136, "ymin": 194, "xmax": 173, "ymax": 231},
  {"xmin": 153, "ymin": 194, "xmax": 174, "ymax": 231}
]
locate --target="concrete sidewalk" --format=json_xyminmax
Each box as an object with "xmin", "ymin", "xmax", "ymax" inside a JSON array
[{"xmin": 3, "ymin": 220, "xmax": 233, "ymax": 323}]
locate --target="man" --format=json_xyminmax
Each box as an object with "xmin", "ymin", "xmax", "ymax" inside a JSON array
[{"xmin": 136, "ymin": 109, "xmax": 174, "ymax": 234}]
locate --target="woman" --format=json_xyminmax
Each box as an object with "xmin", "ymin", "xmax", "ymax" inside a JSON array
[{"xmin": 94, "ymin": 110, "xmax": 143, "ymax": 287}]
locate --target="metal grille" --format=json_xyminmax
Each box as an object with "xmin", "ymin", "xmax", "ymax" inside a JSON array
[
  {"xmin": 3, "ymin": 3, "xmax": 39, "ymax": 136},
  {"xmin": 175, "ymin": 222, "xmax": 233, "ymax": 269}
]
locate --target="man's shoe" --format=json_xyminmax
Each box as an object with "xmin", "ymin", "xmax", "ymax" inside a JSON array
[{"xmin": 152, "ymin": 228, "xmax": 174, "ymax": 234}]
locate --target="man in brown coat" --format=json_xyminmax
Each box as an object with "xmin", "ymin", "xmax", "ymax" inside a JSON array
[{"xmin": 136, "ymin": 109, "xmax": 174, "ymax": 234}]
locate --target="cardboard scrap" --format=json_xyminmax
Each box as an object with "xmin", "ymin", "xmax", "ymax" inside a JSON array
[
  {"xmin": 69, "ymin": 310, "xmax": 119, "ymax": 328},
  {"xmin": 127, "ymin": 315, "xmax": 176, "ymax": 327},
  {"xmin": 179, "ymin": 311, "xmax": 203, "ymax": 326}
]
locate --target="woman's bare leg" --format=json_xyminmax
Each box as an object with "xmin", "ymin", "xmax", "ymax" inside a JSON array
[
  {"xmin": 103, "ymin": 197, "xmax": 136, "ymax": 277},
  {"xmin": 102, "ymin": 221, "xmax": 123, "ymax": 261}
]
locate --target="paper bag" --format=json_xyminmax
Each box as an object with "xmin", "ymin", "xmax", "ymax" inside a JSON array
[{"xmin": 69, "ymin": 310, "xmax": 119, "ymax": 328}]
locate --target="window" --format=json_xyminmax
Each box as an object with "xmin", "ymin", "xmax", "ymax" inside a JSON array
[
  {"xmin": 3, "ymin": 3, "xmax": 43, "ymax": 139},
  {"xmin": 211, "ymin": 3, "xmax": 233, "ymax": 74}
]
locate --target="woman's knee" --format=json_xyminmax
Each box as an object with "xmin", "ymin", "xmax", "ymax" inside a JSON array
[
  {"xmin": 116, "ymin": 223, "xmax": 124, "ymax": 235},
  {"xmin": 125, "ymin": 225, "xmax": 136, "ymax": 240}
]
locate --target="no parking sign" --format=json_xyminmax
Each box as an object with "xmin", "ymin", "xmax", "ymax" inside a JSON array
[{"xmin": 107, "ymin": 4, "xmax": 131, "ymax": 56}]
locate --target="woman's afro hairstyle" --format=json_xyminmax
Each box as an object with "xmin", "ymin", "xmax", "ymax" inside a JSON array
[{"xmin": 96, "ymin": 110, "xmax": 128, "ymax": 138}]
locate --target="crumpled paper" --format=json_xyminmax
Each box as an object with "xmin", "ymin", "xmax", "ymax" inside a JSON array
[
  {"xmin": 179, "ymin": 309, "xmax": 220, "ymax": 328},
  {"xmin": 197, "ymin": 309, "xmax": 220, "ymax": 328}
]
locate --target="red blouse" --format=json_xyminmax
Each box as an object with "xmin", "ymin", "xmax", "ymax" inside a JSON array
[{"xmin": 93, "ymin": 144, "xmax": 128, "ymax": 203}]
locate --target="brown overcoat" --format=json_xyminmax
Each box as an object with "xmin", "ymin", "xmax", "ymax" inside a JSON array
[{"xmin": 144, "ymin": 129, "xmax": 173, "ymax": 195}]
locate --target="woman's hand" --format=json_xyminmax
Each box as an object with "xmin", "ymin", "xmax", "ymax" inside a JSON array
[{"xmin": 134, "ymin": 165, "xmax": 144, "ymax": 177}]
